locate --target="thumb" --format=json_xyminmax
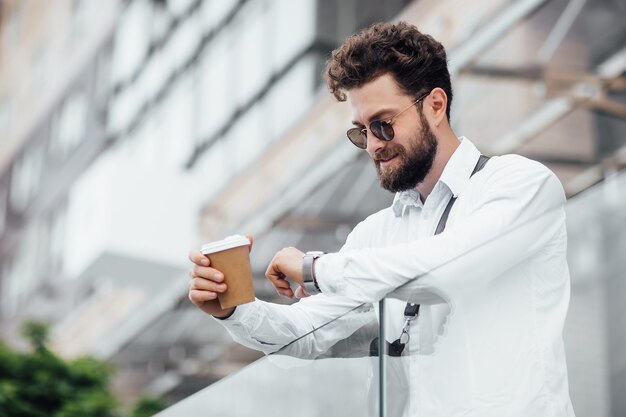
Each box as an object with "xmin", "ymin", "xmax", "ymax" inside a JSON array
[
  {"xmin": 294, "ymin": 286, "xmax": 310, "ymax": 299},
  {"xmin": 246, "ymin": 235, "xmax": 254, "ymax": 252}
]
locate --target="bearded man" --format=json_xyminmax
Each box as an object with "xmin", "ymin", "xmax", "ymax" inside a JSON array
[{"xmin": 188, "ymin": 21, "xmax": 575, "ymax": 417}]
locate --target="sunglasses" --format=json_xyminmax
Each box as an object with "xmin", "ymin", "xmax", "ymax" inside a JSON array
[{"xmin": 346, "ymin": 91, "xmax": 430, "ymax": 149}]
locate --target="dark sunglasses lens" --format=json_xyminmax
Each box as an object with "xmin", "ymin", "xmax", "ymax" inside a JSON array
[
  {"xmin": 380, "ymin": 121, "xmax": 395, "ymax": 141},
  {"xmin": 370, "ymin": 121, "xmax": 394, "ymax": 142},
  {"xmin": 347, "ymin": 128, "xmax": 367, "ymax": 149}
]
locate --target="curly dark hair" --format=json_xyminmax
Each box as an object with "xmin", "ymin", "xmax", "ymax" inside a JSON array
[{"xmin": 325, "ymin": 21, "xmax": 453, "ymax": 120}]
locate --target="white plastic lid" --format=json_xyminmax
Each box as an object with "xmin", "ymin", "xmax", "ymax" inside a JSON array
[{"xmin": 201, "ymin": 234, "xmax": 250, "ymax": 255}]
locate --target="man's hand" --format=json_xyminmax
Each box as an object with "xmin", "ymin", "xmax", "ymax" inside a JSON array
[
  {"xmin": 188, "ymin": 236, "xmax": 254, "ymax": 318},
  {"xmin": 265, "ymin": 247, "xmax": 307, "ymax": 298}
]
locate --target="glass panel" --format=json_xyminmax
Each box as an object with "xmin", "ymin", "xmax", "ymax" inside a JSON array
[
  {"xmin": 374, "ymin": 198, "xmax": 573, "ymax": 416},
  {"xmin": 564, "ymin": 171, "xmax": 626, "ymax": 417},
  {"xmin": 155, "ymin": 138, "xmax": 626, "ymax": 417},
  {"xmin": 155, "ymin": 304, "xmax": 380, "ymax": 417},
  {"xmin": 370, "ymin": 170, "xmax": 626, "ymax": 417},
  {"xmin": 154, "ymin": 169, "xmax": 626, "ymax": 417}
]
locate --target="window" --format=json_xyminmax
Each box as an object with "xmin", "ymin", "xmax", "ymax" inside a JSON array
[
  {"xmin": 229, "ymin": 103, "xmax": 265, "ymax": 172},
  {"xmin": 3, "ymin": 1, "xmax": 24, "ymax": 48},
  {"xmin": 10, "ymin": 144, "xmax": 44, "ymax": 212},
  {"xmin": 200, "ymin": 0, "xmax": 239, "ymax": 31},
  {"xmin": 167, "ymin": 0, "xmax": 195, "ymax": 18},
  {"xmin": 0, "ymin": 186, "xmax": 7, "ymax": 236},
  {"xmin": 136, "ymin": 48, "xmax": 167, "ymax": 106},
  {"xmin": 50, "ymin": 91, "xmax": 88, "ymax": 159},
  {"xmin": 3, "ymin": 234, "xmax": 40, "ymax": 316},
  {"xmin": 71, "ymin": 0, "xmax": 89, "ymax": 39},
  {"xmin": 111, "ymin": 0, "xmax": 151, "ymax": 84},
  {"xmin": 266, "ymin": 55, "xmax": 316, "ymax": 140},
  {"xmin": 161, "ymin": 10, "xmax": 201, "ymax": 74},
  {"xmin": 150, "ymin": 2, "xmax": 171, "ymax": 42},
  {"xmin": 198, "ymin": 29, "xmax": 235, "ymax": 138},
  {"xmin": 271, "ymin": 0, "xmax": 316, "ymax": 72},
  {"xmin": 194, "ymin": 137, "xmax": 231, "ymax": 202},
  {"xmin": 31, "ymin": 46, "xmax": 51, "ymax": 93},
  {"xmin": 94, "ymin": 49, "xmax": 112, "ymax": 104},
  {"xmin": 232, "ymin": 1, "xmax": 270, "ymax": 105},
  {"xmin": 46, "ymin": 204, "xmax": 68, "ymax": 277},
  {"xmin": 1, "ymin": 258, "xmax": 16, "ymax": 317},
  {"xmin": 0, "ymin": 98, "xmax": 11, "ymax": 136},
  {"xmin": 161, "ymin": 76, "xmax": 194, "ymax": 168}
]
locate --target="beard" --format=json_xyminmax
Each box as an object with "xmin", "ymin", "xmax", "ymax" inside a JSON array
[{"xmin": 373, "ymin": 112, "xmax": 438, "ymax": 193}]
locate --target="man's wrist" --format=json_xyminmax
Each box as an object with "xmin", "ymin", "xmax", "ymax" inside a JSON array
[
  {"xmin": 311, "ymin": 252, "xmax": 346, "ymax": 295},
  {"xmin": 213, "ymin": 307, "xmax": 236, "ymax": 320}
]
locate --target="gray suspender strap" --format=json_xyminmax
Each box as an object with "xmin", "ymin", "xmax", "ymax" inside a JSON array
[{"xmin": 434, "ymin": 154, "xmax": 491, "ymax": 235}]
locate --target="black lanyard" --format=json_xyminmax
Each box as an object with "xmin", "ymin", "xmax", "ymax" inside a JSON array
[{"xmin": 370, "ymin": 154, "xmax": 490, "ymax": 357}]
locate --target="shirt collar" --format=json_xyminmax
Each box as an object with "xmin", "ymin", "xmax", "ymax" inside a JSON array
[
  {"xmin": 392, "ymin": 188, "xmax": 422, "ymax": 217},
  {"xmin": 392, "ymin": 137, "xmax": 481, "ymax": 217}
]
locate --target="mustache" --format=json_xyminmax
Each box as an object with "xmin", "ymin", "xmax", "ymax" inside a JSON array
[{"xmin": 373, "ymin": 145, "xmax": 405, "ymax": 161}]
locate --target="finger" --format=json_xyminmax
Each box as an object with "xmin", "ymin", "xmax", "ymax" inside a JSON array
[
  {"xmin": 246, "ymin": 235, "xmax": 254, "ymax": 252},
  {"xmin": 190, "ymin": 266, "xmax": 224, "ymax": 282},
  {"xmin": 189, "ymin": 249, "xmax": 210, "ymax": 266},
  {"xmin": 265, "ymin": 261, "xmax": 290, "ymax": 287},
  {"xmin": 294, "ymin": 286, "xmax": 310, "ymax": 298},
  {"xmin": 277, "ymin": 287, "xmax": 294, "ymax": 298},
  {"xmin": 266, "ymin": 271, "xmax": 291, "ymax": 290},
  {"xmin": 190, "ymin": 278, "xmax": 227, "ymax": 293},
  {"xmin": 189, "ymin": 289, "xmax": 218, "ymax": 304}
]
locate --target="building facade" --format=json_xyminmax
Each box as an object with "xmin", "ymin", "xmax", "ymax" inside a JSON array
[{"xmin": 1, "ymin": 0, "xmax": 625, "ymax": 414}]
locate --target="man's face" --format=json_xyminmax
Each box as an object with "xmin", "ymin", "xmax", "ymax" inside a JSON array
[{"xmin": 347, "ymin": 74, "xmax": 437, "ymax": 192}]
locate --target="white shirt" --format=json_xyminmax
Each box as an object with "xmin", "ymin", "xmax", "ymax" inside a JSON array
[{"xmin": 218, "ymin": 137, "xmax": 575, "ymax": 417}]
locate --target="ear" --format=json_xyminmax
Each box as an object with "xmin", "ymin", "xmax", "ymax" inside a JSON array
[{"xmin": 426, "ymin": 87, "xmax": 448, "ymax": 128}]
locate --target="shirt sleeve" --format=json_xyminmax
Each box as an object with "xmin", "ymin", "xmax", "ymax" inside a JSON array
[
  {"xmin": 214, "ymin": 230, "xmax": 374, "ymax": 357},
  {"xmin": 217, "ymin": 295, "xmax": 374, "ymax": 357},
  {"xmin": 315, "ymin": 156, "xmax": 567, "ymax": 303}
]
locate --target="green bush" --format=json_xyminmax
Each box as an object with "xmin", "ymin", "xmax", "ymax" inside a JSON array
[{"xmin": 0, "ymin": 321, "xmax": 165, "ymax": 417}]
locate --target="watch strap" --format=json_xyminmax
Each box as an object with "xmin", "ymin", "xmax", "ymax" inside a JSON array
[{"xmin": 302, "ymin": 251, "xmax": 324, "ymax": 294}]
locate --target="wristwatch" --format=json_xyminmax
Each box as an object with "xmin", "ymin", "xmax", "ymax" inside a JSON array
[{"xmin": 302, "ymin": 251, "xmax": 325, "ymax": 295}]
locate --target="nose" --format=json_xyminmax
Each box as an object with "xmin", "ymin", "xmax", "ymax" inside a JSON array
[{"xmin": 366, "ymin": 132, "xmax": 386, "ymax": 156}]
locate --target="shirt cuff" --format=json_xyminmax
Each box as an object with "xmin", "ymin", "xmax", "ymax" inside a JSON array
[
  {"xmin": 315, "ymin": 252, "xmax": 346, "ymax": 295},
  {"xmin": 213, "ymin": 300, "xmax": 256, "ymax": 325}
]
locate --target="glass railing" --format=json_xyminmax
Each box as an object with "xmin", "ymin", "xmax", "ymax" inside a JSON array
[
  {"xmin": 156, "ymin": 170, "xmax": 626, "ymax": 417},
  {"xmin": 155, "ymin": 303, "xmax": 382, "ymax": 416}
]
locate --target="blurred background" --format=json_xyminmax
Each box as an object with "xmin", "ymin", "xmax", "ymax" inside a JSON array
[{"xmin": 0, "ymin": 0, "xmax": 625, "ymax": 415}]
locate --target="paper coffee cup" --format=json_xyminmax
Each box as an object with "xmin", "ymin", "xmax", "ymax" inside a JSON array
[{"xmin": 201, "ymin": 235, "xmax": 254, "ymax": 309}]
